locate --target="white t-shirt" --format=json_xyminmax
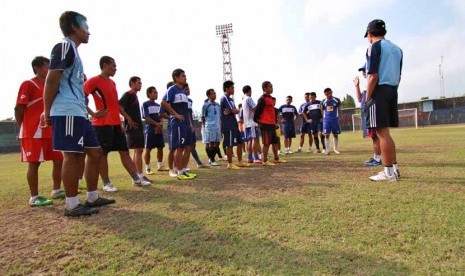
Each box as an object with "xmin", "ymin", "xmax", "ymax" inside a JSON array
[{"xmin": 242, "ymin": 95, "xmax": 257, "ymax": 128}]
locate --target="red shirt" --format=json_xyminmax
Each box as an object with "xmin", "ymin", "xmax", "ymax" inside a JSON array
[
  {"xmin": 16, "ymin": 77, "xmax": 52, "ymax": 139},
  {"xmin": 84, "ymin": 76, "xmax": 122, "ymax": 126},
  {"xmin": 257, "ymin": 94, "xmax": 276, "ymax": 125}
]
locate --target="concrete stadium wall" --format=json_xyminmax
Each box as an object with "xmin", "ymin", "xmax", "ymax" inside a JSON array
[{"xmin": 2, "ymin": 96, "xmax": 464, "ymax": 153}]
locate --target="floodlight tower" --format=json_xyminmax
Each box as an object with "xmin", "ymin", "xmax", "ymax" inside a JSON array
[
  {"xmin": 438, "ymin": 55, "xmax": 445, "ymax": 98},
  {"xmin": 215, "ymin": 23, "xmax": 233, "ymax": 82}
]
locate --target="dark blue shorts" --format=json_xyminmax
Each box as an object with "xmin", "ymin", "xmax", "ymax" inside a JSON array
[
  {"xmin": 300, "ymin": 122, "xmax": 312, "ymax": 134},
  {"xmin": 52, "ymin": 116, "xmax": 100, "ymax": 153},
  {"xmin": 310, "ymin": 121, "xmax": 323, "ymax": 135},
  {"xmin": 223, "ymin": 129, "xmax": 243, "ymax": 147},
  {"xmin": 282, "ymin": 123, "xmax": 296, "ymax": 138},
  {"xmin": 168, "ymin": 120, "xmax": 190, "ymax": 150},
  {"xmin": 145, "ymin": 131, "xmax": 165, "ymax": 149}
]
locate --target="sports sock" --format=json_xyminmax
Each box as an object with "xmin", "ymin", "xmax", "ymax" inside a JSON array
[
  {"xmin": 313, "ymin": 136, "xmax": 320, "ymax": 149},
  {"xmin": 334, "ymin": 138, "xmax": 339, "ymax": 150},
  {"xmin": 215, "ymin": 146, "xmax": 223, "ymax": 158},
  {"xmin": 157, "ymin": 162, "xmax": 163, "ymax": 168},
  {"xmin": 248, "ymin": 153, "xmax": 253, "ymax": 160},
  {"xmin": 320, "ymin": 136, "xmax": 326, "ymax": 149},
  {"xmin": 325, "ymin": 138, "xmax": 330, "ymax": 152},
  {"xmin": 65, "ymin": 196, "xmax": 79, "ymax": 210},
  {"xmin": 393, "ymin": 163, "xmax": 398, "ymax": 171},
  {"xmin": 374, "ymin": 154, "xmax": 381, "ymax": 162},
  {"xmin": 145, "ymin": 164, "xmax": 151, "ymax": 170},
  {"xmin": 30, "ymin": 195, "xmax": 39, "ymax": 202},
  {"xmin": 52, "ymin": 189, "xmax": 62, "ymax": 194},
  {"xmin": 384, "ymin": 166, "xmax": 394, "ymax": 176},
  {"xmin": 254, "ymin": 154, "xmax": 259, "ymax": 160},
  {"xmin": 191, "ymin": 149, "xmax": 202, "ymax": 165},
  {"xmin": 131, "ymin": 173, "xmax": 139, "ymax": 181},
  {"xmin": 86, "ymin": 190, "xmax": 99, "ymax": 203},
  {"xmin": 138, "ymin": 173, "xmax": 144, "ymax": 178},
  {"xmin": 103, "ymin": 180, "xmax": 111, "ymax": 186}
]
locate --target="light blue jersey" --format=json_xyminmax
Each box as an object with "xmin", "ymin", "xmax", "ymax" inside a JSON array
[
  {"xmin": 202, "ymin": 101, "xmax": 220, "ymax": 131},
  {"xmin": 49, "ymin": 38, "xmax": 87, "ymax": 117}
]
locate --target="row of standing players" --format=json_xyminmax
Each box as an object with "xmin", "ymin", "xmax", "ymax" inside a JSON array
[
  {"xmin": 15, "ymin": 11, "xmax": 402, "ymax": 217},
  {"xmin": 14, "ymin": 54, "xmax": 343, "ymax": 214}
]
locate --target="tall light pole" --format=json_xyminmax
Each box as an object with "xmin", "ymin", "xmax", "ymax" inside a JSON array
[
  {"xmin": 215, "ymin": 23, "xmax": 233, "ymax": 82},
  {"xmin": 438, "ymin": 55, "xmax": 445, "ymax": 98}
]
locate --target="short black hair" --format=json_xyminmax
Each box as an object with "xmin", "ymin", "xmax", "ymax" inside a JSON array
[
  {"xmin": 129, "ymin": 76, "xmax": 140, "ymax": 87},
  {"xmin": 206, "ymin": 89, "xmax": 215, "ymax": 97},
  {"xmin": 304, "ymin": 92, "xmax": 311, "ymax": 97},
  {"xmin": 223, "ymin": 80, "xmax": 234, "ymax": 92},
  {"xmin": 172, "ymin": 68, "xmax": 185, "ymax": 82},
  {"xmin": 242, "ymin": 85, "xmax": 251, "ymax": 94},
  {"xmin": 146, "ymin": 86, "xmax": 156, "ymax": 98},
  {"xmin": 31, "ymin": 56, "xmax": 49, "ymax": 74},
  {"xmin": 286, "ymin": 95, "xmax": 293, "ymax": 100},
  {"xmin": 99, "ymin": 56, "xmax": 114, "ymax": 70},
  {"xmin": 310, "ymin": 92, "xmax": 317, "ymax": 97},
  {"xmin": 262, "ymin": 81, "xmax": 271, "ymax": 91},
  {"xmin": 59, "ymin": 11, "xmax": 87, "ymax": 37},
  {"xmin": 324, "ymin": 88, "xmax": 332, "ymax": 93},
  {"xmin": 166, "ymin": 81, "xmax": 174, "ymax": 89}
]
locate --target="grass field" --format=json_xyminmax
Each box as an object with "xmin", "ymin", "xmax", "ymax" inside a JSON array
[{"xmin": 1, "ymin": 125, "xmax": 464, "ymax": 275}]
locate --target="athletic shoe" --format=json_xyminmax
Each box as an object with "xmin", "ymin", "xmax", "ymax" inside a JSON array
[
  {"xmin": 146, "ymin": 169, "xmax": 155, "ymax": 175},
  {"xmin": 103, "ymin": 183, "xmax": 118, "ymax": 192},
  {"xmin": 262, "ymin": 161, "xmax": 276, "ymax": 166},
  {"xmin": 395, "ymin": 170, "xmax": 401, "ymax": 180},
  {"xmin": 314, "ymin": 149, "xmax": 321, "ymax": 154},
  {"xmin": 84, "ymin": 197, "xmax": 116, "ymax": 208},
  {"xmin": 29, "ymin": 196, "xmax": 53, "ymax": 207},
  {"xmin": 168, "ymin": 170, "xmax": 178, "ymax": 177},
  {"xmin": 236, "ymin": 162, "xmax": 251, "ymax": 167},
  {"xmin": 157, "ymin": 166, "xmax": 169, "ymax": 171},
  {"xmin": 288, "ymin": 150, "xmax": 294, "ymax": 154},
  {"xmin": 133, "ymin": 178, "xmax": 152, "ymax": 187},
  {"xmin": 185, "ymin": 171, "xmax": 197, "ymax": 178},
  {"xmin": 64, "ymin": 204, "xmax": 99, "ymax": 217},
  {"xmin": 141, "ymin": 175, "xmax": 153, "ymax": 184},
  {"xmin": 253, "ymin": 159, "xmax": 263, "ymax": 164},
  {"xmin": 334, "ymin": 149, "xmax": 340, "ymax": 154},
  {"xmin": 177, "ymin": 172, "xmax": 195, "ymax": 180},
  {"xmin": 197, "ymin": 163, "xmax": 209, "ymax": 168},
  {"xmin": 51, "ymin": 189, "xmax": 66, "ymax": 199},
  {"xmin": 273, "ymin": 159, "xmax": 287, "ymax": 163},
  {"xmin": 369, "ymin": 171, "xmax": 397, "ymax": 182},
  {"xmin": 324, "ymin": 150, "xmax": 330, "ymax": 155},
  {"xmin": 210, "ymin": 161, "xmax": 220, "ymax": 166},
  {"xmin": 246, "ymin": 159, "xmax": 254, "ymax": 163},
  {"xmin": 297, "ymin": 148, "xmax": 302, "ymax": 153},
  {"xmin": 226, "ymin": 164, "xmax": 241, "ymax": 170},
  {"xmin": 307, "ymin": 148, "xmax": 312, "ymax": 153},
  {"xmin": 364, "ymin": 158, "xmax": 382, "ymax": 167}
]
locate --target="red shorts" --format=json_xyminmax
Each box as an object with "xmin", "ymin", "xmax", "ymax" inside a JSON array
[{"xmin": 20, "ymin": 138, "xmax": 63, "ymax": 162}]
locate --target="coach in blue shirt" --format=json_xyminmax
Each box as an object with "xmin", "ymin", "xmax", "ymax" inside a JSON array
[{"xmin": 364, "ymin": 19, "xmax": 403, "ymax": 182}]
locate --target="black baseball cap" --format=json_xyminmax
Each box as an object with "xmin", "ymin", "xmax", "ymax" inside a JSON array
[{"xmin": 364, "ymin": 19, "xmax": 386, "ymax": 37}]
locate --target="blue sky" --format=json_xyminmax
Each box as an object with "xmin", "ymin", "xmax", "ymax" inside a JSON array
[{"xmin": 1, "ymin": 0, "xmax": 464, "ymax": 120}]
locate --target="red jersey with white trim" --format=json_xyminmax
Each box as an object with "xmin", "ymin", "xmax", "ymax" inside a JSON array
[
  {"xmin": 16, "ymin": 77, "xmax": 52, "ymax": 139},
  {"xmin": 84, "ymin": 75, "xmax": 122, "ymax": 126}
]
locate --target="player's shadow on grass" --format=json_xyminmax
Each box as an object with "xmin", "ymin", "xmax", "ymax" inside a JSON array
[{"xmin": 87, "ymin": 207, "xmax": 410, "ymax": 275}]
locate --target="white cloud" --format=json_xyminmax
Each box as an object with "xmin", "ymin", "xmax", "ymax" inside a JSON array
[{"xmin": 303, "ymin": 0, "xmax": 395, "ymax": 26}]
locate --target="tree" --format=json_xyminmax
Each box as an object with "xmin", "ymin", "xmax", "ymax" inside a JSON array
[{"xmin": 341, "ymin": 93, "xmax": 356, "ymax": 108}]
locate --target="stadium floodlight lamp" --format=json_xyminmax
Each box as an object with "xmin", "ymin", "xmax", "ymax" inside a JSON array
[{"xmin": 215, "ymin": 23, "xmax": 233, "ymax": 37}]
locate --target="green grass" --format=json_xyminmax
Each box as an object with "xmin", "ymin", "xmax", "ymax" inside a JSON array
[{"xmin": 1, "ymin": 125, "xmax": 464, "ymax": 275}]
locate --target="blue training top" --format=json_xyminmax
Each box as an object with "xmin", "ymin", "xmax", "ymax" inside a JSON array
[
  {"xmin": 49, "ymin": 37, "xmax": 87, "ymax": 117},
  {"xmin": 366, "ymin": 39, "xmax": 403, "ymax": 86}
]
